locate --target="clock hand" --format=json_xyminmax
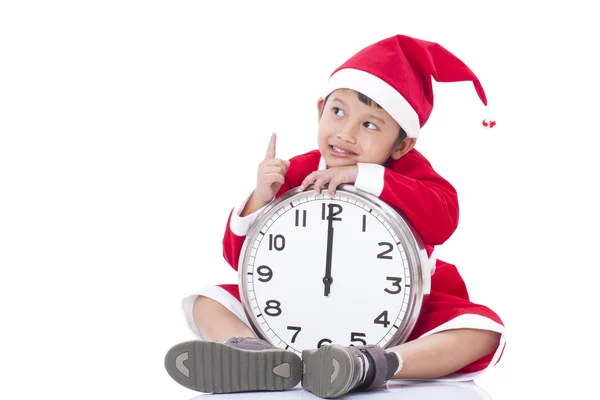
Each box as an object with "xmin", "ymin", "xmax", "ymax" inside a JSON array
[{"xmin": 323, "ymin": 205, "xmax": 335, "ymax": 296}]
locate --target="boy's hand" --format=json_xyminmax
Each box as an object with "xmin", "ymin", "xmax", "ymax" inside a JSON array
[
  {"xmin": 253, "ymin": 133, "xmax": 290, "ymax": 205},
  {"xmin": 299, "ymin": 165, "xmax": 358, "ymax": 197}
]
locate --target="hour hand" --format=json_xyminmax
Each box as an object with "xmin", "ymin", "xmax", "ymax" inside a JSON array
[{"xmin": 323, "ymin": 276, "xmax": 333, "ymax": 296}]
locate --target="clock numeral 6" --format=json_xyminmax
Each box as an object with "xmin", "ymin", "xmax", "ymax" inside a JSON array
[
  {"xmin": 350, "ymin": 332, "xmax": 367, "ymax": 345},
  {"xmin": 264, "ymin": 300, "xmax": 282, "ymax": 317},
  {"xmin": 384, "ymin": 276, "xmax": 402, "ymax": 294},
  {"xmin": 317, "ymin": 338, "xmax": 332, "ymax": 348},
  {"xmin": 269, "ymin": 234, "xmax": 285, "ymax": 251},
  {"xmin": 256, "ymin": 265, "xmax": 273, "ymax": 282},
  {"xmin": 374, "ymin": 310, "xmax": 390, "ymax": 328},
  {"xmin": 287, "ymin": 326, "xmax": 302, "ymax": 343},
  {"xmin": 377, "ymin": 242, "xmax": 393, "ymax": 259}
]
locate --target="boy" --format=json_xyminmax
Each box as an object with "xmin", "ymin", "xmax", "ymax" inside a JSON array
[{"xmin": 165, "ymin": 34, "xmax": 505, "ymax": 399}]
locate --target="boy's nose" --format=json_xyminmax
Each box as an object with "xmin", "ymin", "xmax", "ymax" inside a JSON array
[{"xmin": 337, "ymin": 125, "xmax": 357, "ymax": 143}]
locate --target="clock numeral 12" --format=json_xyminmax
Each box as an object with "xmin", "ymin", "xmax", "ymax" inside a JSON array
[{"xmin": 322, "ymin": 203, "xmax": 343, "ymax": 221}]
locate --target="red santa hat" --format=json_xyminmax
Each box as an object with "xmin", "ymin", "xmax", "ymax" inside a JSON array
[{"xmin": 324, "ymin": 34, "xmax": 495, "ymax": 138}]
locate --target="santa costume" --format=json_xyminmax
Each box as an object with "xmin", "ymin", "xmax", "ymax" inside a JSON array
[{"xmin": 182, "ymin": 34, "xmax": 505, "ymax": 381}]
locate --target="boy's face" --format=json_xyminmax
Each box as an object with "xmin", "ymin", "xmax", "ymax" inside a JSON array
[{"xmin": 317, "ymin": 89, "xmax": 416, "ymax": 168}]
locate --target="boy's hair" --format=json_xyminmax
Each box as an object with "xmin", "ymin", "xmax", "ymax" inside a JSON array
[{"xmin": 323, "ymin": 90, "xmax": 408, "ymax": 147}]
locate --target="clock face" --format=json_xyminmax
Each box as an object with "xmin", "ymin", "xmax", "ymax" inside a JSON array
[{"xmin": 240, "ymin": 187, "xmax": 427, "ymax": 354}]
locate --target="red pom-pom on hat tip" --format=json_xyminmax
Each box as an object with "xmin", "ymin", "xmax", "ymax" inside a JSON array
[
  {"xmin": 482, "ymin": 106, "xmax": 496, "ymax": 129},
  {"xmin": 482, "ymin": 119, "xmax": 496, "ymax": 128}
]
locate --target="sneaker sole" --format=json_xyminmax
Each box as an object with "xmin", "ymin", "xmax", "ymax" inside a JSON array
[
  {"xmin": 164, "ymin": 340, "xmax": 302, "ymax": 393},
  {"xmin": 302, "ymin": 344, "xmax": 354, "ymax": 399}
]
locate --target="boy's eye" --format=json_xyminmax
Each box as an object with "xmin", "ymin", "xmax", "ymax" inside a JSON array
[
  {"xmin": 332, "ymin": 107, "xmax": 345, "ymax": 117},
  {"xmin": 364, "ymin": 121, "xmax": 378, "ymax": 130}
]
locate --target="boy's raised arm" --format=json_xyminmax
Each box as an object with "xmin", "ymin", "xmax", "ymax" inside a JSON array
[{"xmin": 222, "ymin": 133, "xmax": 291, "ymax": 271}]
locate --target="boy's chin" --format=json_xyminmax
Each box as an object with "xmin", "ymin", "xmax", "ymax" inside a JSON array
[{"xmin": 324, "ymin": 157, "xmax": 358, "ymax": 168}]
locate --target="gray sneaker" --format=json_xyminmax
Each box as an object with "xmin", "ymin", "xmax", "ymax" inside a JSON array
[
  {"xmin": 302, "ymin": 344, "xmax": 399, "ymax": 398},
  {"xmin": 164, "ymin": 337, "xmax": 302, "ymax": 393}
]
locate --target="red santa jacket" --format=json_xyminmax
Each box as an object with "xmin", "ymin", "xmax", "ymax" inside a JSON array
[
  {"xmin": 222, "ymin": 148, "xmax": 458, "ymax": 271},
  {"xmin": 219, "ymin": 148, "xmax": 505, "ymax": 378}
]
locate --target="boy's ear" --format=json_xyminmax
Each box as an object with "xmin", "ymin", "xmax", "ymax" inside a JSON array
[
  {"xmin": 391, "ymin": 138, "xmax": 417, "ymax": 160},
  {"xmin": 317, "ymin": 97, "xmax": 325, "ymax": 121}
]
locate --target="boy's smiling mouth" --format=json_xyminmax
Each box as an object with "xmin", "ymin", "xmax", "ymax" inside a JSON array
[{"xmin": 329, "ymin": 144, "xmax": 357, "ymax": 157}]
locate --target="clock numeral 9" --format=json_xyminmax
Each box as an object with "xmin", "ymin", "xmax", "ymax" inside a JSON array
[
  {"xmin": 269, "ymin": 234, "xmax": 285, "ymax": 251},
  {"xmin": 384, "ymin": 276, "xmax": 402, "ymax": 294},
  {"xmin": 377, "ymin": 242, "xmax": 393, "ymax": 259},
  {"xmin": 287, "ymin": 326, "xmax": 302, "ymax": 343},
  {"xmin": 350, "ymin": 332, "xmax": 367, "ymax": 345},
  {"xmin": 264, "ymin": 300, "xmax": 282, "ymax": 317},
  {"xmin": 317, "ymin": 338, "xmax": 332, "ymax": 348},
  {"xmin": 374, "ymin": 310, "xmax": 390, "ymax": 328},
  {"xmin": 256, "ymin": 265, "xmax": 273, "ymax": 282}
]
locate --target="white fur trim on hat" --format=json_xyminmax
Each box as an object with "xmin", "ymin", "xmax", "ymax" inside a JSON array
[{"xmin": 325, "ymin": 68, "xmax": 421, "ymax": 138}]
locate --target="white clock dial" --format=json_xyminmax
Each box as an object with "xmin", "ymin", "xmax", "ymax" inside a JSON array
[{"xmin": 240, "ymin": 187, "xmax": 428, "ymax": 355}]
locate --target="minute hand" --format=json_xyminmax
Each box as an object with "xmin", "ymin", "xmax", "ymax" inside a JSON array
[{"xmin": 323, "ymin": 206, "xmax": 335, "ymax": 296}]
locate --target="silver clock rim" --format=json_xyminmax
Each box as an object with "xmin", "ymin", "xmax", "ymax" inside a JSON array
[{"xmin": 238, "ymin": 184, "xmax": 431, "ymax": 350}]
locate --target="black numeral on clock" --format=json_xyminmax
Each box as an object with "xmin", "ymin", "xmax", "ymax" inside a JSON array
[
  {"xmin": 322, "ymin": 203, "xmax": 343, "ymax": 221},
  {"xmin": 295, "ymin": 209, "xmax": 307, "ymax": 227},
  {"xmin": 287, "ymin": 326, "xmax": 302, "ymax": 343},
  {"xmin": 256, "ymin": 265, "xmax": 273, "ymax": 282},
  {"xmin": 362, "ymin": 215, "xmax": 367, "ymax": 232},
  {"xmin": 317, "ymin": 338, "xmax": 332, "ymax": 348},
  {"xmin": 374, "ymin": 311, "xmax": 390, "ymax": 328},
  {"xmin": 377, "ymin": 242, "xmax": 393, "ymax": 259},
  {"xmin": 264, "ymin": 300, "xmax": 282, "ymax": 316},
  {"xmin": 384, "ymin": 277, "xmax": 402, "ymax": 294},
  {"xmin": 350, "ymin": 332, "xmax": 367, "ymax": 345},
  {"xmin": 269, "ymin": 234, "xmax": 285, "ymax": 251}
]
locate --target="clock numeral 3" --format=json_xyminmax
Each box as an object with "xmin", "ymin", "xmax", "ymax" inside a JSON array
[
  {"xmin": 269, "ymin": 234, "xmax": 285, "ymax": 251},
  {"xmin": 317, "ymin": 338, "xmax": 332, "ymax": 348},
  {"xmin": 374, "ymin": 310, "xmax": 390, "ymax": 328},
  {"xmin": 350, "ymin": 332, "xmax": 367, "ymax": 345},
  {"xmin": 264, "ymin": 300, "xmax": 282, "ymax": 317},
  {"xmin": 384, "ymin": 276, "xmax": 402, "ymax": 294},
  {"xmin": 377, "ymin": 242, "xmax": 393, "ymax": 259},
  {"xmin": 256, "ymin": 265, "xmax": 273, "ymax": 282},
  {"xmin": 287, "ymin": 326, "xmax": 302, "ymax": 343},
  {"xmin": 295, "ymin": 209, "xmax": 307, "ymax": 227}
]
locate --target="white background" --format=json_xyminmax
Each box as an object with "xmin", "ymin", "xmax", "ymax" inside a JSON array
[{"xmin": 1, "ymin": 1, "xmax": 598, "ymax": 399}]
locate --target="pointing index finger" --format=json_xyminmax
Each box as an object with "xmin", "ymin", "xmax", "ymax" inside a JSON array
[{"xmin": 265, "ymin": 133, "xmax": 277, "ymax": 159}]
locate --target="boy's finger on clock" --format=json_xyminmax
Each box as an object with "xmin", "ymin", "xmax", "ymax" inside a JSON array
[
  {"xmin": 328, "ymin": 179, "xmax": 341, "ymax": 196},
  {"xmin": 265, "ymin": 133, "xmax": 277, "ymax": 160},
  {"xmin": 313, "ymin": 178, "xmax": 327, "ymax": 195},
  {"xmin": 300, "ymin": 173, "xmax": 315, "ymax": 190}
]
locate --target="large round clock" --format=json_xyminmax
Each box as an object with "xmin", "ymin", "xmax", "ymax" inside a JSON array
[{"xmin": 238, "ymin": 184, "xmax": 430, "ymax": 355}]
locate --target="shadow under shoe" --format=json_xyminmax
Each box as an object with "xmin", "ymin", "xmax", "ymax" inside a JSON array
[
  {"xmin": 302, "ymin": 344, "xmax": 399, "ymax": 399},
  {"xmin": 164, "ymin": 337, "xmax": 302, "ymax": 393}
]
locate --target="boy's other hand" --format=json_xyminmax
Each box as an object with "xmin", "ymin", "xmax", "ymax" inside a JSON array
[
  {"xmin": 300, "ymin": 165, "xmax": 358, "ymax": 197},
  {"xmin": 253, "ymin": 133, "xmax": 290, "ymax": 205}
]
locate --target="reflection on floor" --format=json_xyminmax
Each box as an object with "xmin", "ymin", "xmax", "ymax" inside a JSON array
[{"xmin": 189, "ymin": 381, "xmax": 491, "ymax": 399}]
